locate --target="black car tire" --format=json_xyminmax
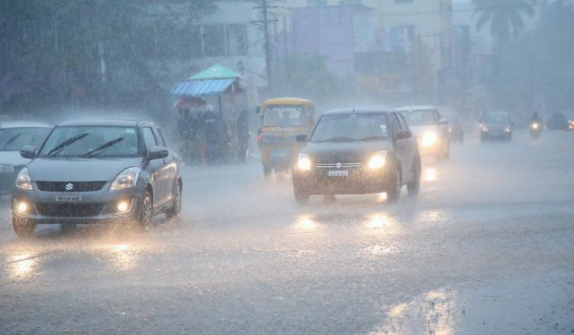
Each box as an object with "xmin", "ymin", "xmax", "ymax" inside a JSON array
[
  {"xmin": 12, "ymin": 216, "xmax": 35, "ymax": 238},
  {"xmin": 166, "ymin": 182, "xmax": 182, "ymax": 220},
  {"xmin": 386, "ymin": 166, "xmax": 402, "ymax": 203},
  {"xmin": 137, "ymin": 190, "xmax": 153, "ymax": 229},
  {"xmin": 407, "ymin": 156, "xmax": 421, "ymax": 196},
  {"xmin": 294, "ymin": 187, "xmax": 310, "ymax": 206}
]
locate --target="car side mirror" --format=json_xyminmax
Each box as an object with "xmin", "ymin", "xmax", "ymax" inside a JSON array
[
  {"xmin": 149, "ymin": 146, "xmax": 169, "ymax": 160},
  {"xmin": 296, "ymin": 134, "xmax": 308, "ymax": 143},
  {"xmin": 439, "ymin": 119, "xmax": 449, "ymax": 125},
  {"xmin": 20, "ymin": 146, "xmax": 36, "ymax": 159},
  {"xmin": 396, "ymin": 130, "xmax": 412, "ymax": 140}
]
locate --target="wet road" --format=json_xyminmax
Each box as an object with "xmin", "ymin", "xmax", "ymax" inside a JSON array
[{"xmin": 1, "ymin": 131, "xmax": 573, "ymax": 335}]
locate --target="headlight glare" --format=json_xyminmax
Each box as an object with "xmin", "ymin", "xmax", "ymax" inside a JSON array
[
  {"xmin": 368, "ymin": 151, "xmax": 387, "ymax": 169},
  {"xmin": 16, "ymin": 168, "xmax": 33, "ymax": 191},
  {"xmin": 298, "ymin": 153, "xmax": 311, "ymax": 171},
  {"xmin": 421, "ymin": 132, "xmax": 438, "ymax": 147},
  {"xmin": 109, "ymin": 167, "xmax": 141, "ymax": 191}
]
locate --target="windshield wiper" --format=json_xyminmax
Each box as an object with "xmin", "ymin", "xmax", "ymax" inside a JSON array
[
  {"xmin": 2, "ymin": 133, "xmax": 21, "ymax": 150},
  {"xmin": 83, "ymin": 137, "xmax": 125, "ymax": 158},
  {"xmin": 315, "ymin": 136, "xmax": 356, "ymax": 143},
  {"xmin": 47, "ymin": 133, "xmax": 89, "ymax": 157},
  {"xmin": 358, "ymin": 136, "xmax": 386, "ymax": 142}
]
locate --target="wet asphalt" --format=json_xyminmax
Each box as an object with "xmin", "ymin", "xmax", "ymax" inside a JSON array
[{"xmin": 0, "ymin": 131, "xmax": 573, "ymax": 335}]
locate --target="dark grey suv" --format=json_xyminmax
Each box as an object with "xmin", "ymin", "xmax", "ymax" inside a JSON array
[{"xmin": 11, "ymin": 119, "xmax": 182, "ymax": 237}]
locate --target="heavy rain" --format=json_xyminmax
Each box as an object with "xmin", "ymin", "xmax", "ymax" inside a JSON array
[{"xmin": 1, "ymin": 0, "xmax": 573, "ymax": 334}]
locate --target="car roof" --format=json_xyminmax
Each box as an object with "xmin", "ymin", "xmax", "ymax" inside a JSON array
[
  {"xmin": 264, "ymin": 98, "xmax": 314, "ymax": 106},
  {"xmin": 395, "ymin": 106, "xmax": 437, "ymax": 111},
  {"xmin": 56, "ymin": 119, "xmax": 156, "ymax": 127},
  {"xmin": 0, "ymin": 121, "xmax": 52, "ymax": 129},
  {"xmin": 323, "ymin": 107, "xmax": 392, "ymax": 116}
]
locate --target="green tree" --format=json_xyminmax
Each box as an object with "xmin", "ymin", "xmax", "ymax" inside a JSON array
[{"xmin": 472, "ymin": 0, "xmax": 535, "ymax": 42}]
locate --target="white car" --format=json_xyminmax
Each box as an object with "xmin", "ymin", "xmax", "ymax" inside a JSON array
[{"xmin": 396, "ymin": 106, "xmax": 451, "ymax": 160}]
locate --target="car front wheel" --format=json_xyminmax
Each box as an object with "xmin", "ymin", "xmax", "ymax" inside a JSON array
[
  {"xmin": 12, "ymin": 216, "xmax": 35, "ymax": 238},
  {"xmin": 294, "ymin": 186, "xmax": 310, "ymax": 206},
  {"xmin": 137, "ymin": 190, "xmax": 153, "ymax": 229},
  {"xmin": 407, "ymin": 156, "xmax": 421, "ymax": 196},
  {"xmin": 166, "ymin": 182, "xmax": 182, "ymax": 220},
  {"xmin": 386, "ymin": 166, "xmax": 402, "ymax": 203}
]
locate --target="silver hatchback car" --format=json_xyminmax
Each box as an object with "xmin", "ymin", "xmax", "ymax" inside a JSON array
[{"xmin": 11, "ymin": 119, "xmax": 182, "ymax": 237}]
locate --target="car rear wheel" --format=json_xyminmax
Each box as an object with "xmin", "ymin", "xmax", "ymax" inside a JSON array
[
  {"xmin": 386, "ymin": 166, "xmax": 402, "ymax": 203},
  {"xmin": 407, "ymin": 156, "xmax": 421, "ymax": 196},
  {"xmin": 166, "ymin": 182, "xmax": 182, "ymax": 220},
  {"xmin": 294, "ymin": 187, "xmax": 310, "ymax": 206},
  {"xmin": 137, "ymin": 190, "xmax": 153, "ymax": 229},
  {"xmin": 12, "ymin": 216, "xmax": 35, "ymax": 238}
]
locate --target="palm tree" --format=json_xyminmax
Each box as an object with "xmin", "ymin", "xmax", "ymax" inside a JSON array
[{"xmin": 472, "ymin": 0, "xmax": 535, "ymax": 42}]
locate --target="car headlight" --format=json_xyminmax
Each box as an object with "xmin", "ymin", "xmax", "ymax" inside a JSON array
[
  {"xmin": 109, "ymin": 167, "xmax": 141, "ymax": 191},
  {"xmin": 297, "ymin": 153, "xmax": 311, "ymax": 171},
  {"xmin": 481, "ymin": 125, "xmax": 488, "ymax": 132},
  {"xmin": 0, "ymin": 164, "xmax": 15, "ymax": 173},
  {"xmin": 530, "ymin": 123, "xmax": 539, "ymax": 130},
  {"xmin": 368, "ymin": 151, "xmax": 387, "ymax": 169},
  {"xmin": 16, "ymin": 167, "xmax": 33, "ymax": 191},
  {"xmin": 421, "ymin": 132, "xmax": 438, "ymax": 147}
]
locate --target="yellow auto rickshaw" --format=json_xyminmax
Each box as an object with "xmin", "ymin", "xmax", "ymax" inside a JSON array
[{"xmin": 256, "ymin": 98, "xmax": 315, "ymax": 177}]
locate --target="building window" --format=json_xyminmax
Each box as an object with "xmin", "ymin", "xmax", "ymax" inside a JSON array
[
  {"xmin": 226, "ymin": 24, "xmax": 247, "ymax": 56},
  {"xmin": 203, "ymin": 24, "xmax": 226, "ymax": 57},
  {"xmin": 308, "ymin": 0, "xmax": 327, "ymax": 7}
]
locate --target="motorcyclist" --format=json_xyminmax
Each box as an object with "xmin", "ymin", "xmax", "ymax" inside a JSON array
[
  {"xmin": 531, "ymin": 112, "xmax": 542, "ymax": 125},
  {"xmin": 530, "ymin": 112, "xmax": 543, "ymax": 138}
]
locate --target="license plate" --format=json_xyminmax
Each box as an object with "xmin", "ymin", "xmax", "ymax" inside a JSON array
[
  {"xmin": 55, "ymin": 196, "xmax": 82, "ymax": 202},
  {"xmin": 328, "ymin": 170, "xmax": 349, "ymax": 177}
]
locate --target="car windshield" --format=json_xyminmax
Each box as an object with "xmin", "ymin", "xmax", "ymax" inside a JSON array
[
  {"xmin": 263, "ymin": 105, "xmax": 306, "ymax": 127},
  {"xmin": 0, "ymin": 127, "xmax": 51, "ymax": 151},
  {"xmin": 311, "ymin": 113, "xmax": 388, "ymax": 143},
  {"xmin": 401, "ymin": 110, "xmax": 438, "ymax": 126},
  {"xmin": 38, "ymin": 126, "xmax": 140, "ymax": 158},
  {"xmin": 485, "ymin": 114, "xmax": 510, "ymax": 124}
]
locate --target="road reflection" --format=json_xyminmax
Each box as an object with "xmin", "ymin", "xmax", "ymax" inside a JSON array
[
  {"xmin": 364, "ymin": 212, "xmax": 401, "ymax": 236},
  {"xmin": 418, "ymin": 210, "xmax": 448, "ymax": 225},
  {"xmin": 292, "ymin": 215, "xmax": 321, "ymax": 232},
  {"xmin": 424, "ymin": 167, "xmax": 438, "ymax": 181},
  {"xmin": 108, "ymin": 243, "xmax": 139, "ymax": 271},
  {"xmin": 7, "ymin": 253, "xmax": 38, "ymax": 280},
  {"xmin": 370, "ymin": 288, "xmax": 458, "ymax": 335}
]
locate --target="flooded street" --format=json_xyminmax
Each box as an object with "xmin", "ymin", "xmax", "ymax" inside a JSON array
[{"xmin": 1, "ymin": 131, "xmax": 573, "ymax": 335}]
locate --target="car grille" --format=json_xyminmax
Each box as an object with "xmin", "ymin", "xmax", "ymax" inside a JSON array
[
  {"xmin": 36, "ymin": 181, "xmax": 107, "ymax": 192},
  {"xmin": 316, "ymin": 163, "xmax": 363, "ymax": 169},
  {"xmin": 35, "ymin": 203, "xmax": 105, "ymax": 217}
]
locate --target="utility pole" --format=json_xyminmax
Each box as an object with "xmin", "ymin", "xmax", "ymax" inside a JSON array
[{"xmin": 251, "ymin": 0, "xmax": 278, "ymax": 91}]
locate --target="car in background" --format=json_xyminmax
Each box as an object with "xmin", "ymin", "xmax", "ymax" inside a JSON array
[
  {"xmin": 292, "ymin": 108, "xmax": 421, "ymax": 205},
  {"xmin": 396, "ymin": 106, "xmax": 451, "ymax": 160},
  {"xmin": 0, "ymin": 122, "xmax": 52, "ymax": 195},
  {"xmin": 480, "ymin": 112, "xmax": 514, "ymax": 142},
  {"xmin": 442, "ymin": 113, "xmax": 464, "ymax": 144},
  {"xmin": 547, "ymin": 112, "xmax": 574, "ymax": 131},
  {"xmin": 11, "ymin": 119, "xmax": 182, "ymax": 237}
]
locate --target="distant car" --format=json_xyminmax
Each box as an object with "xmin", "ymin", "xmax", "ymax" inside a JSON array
[
  {"xmin": 292, "ymin": 108, "xmax": 421, "ymax": 205},
  {"xmin": 396, "ymin": 106, "xmax": 451, "ymax": 160},
  {"xmin": 11, "ymin": 119, "xmax": 182, "ymax": 237},
  {"xmin": 547, "ymin": 112, "xmax": 574, "ymax": 131},
  {"xmin": 480, "ymin": 112, "xmax": 514, "ymax": 142},
  {"xmin": 0, "ymin": 122, "xmax": 52, "ymax": 195},
  {"xmin": 442, "ymin": 113, "xmax": 464, "ymax": 144}
]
